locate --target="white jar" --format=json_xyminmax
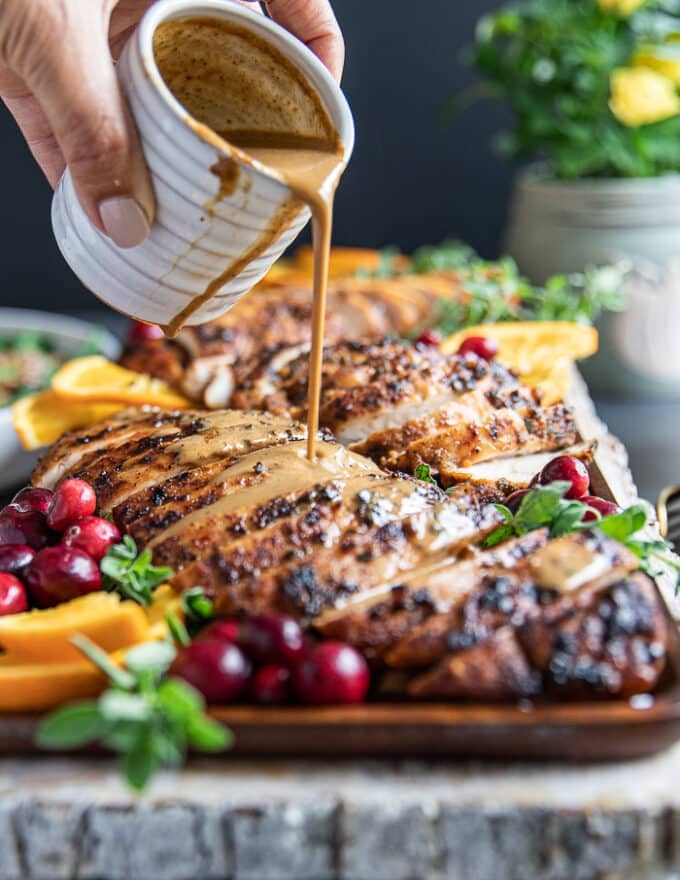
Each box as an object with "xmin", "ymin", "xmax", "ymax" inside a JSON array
[{"xmin": 51, "ymin": 0, "xmax": 354, "ymax": 328}]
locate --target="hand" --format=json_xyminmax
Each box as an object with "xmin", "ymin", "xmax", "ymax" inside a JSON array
[{"xmin": 0, "ymin": 0, "xmax": 344, "ymax": 250}]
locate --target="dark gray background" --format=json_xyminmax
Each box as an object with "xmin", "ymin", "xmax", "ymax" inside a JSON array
[{"xmin": 0, "ymin": 0, "xmax": 508, "ymax": 312}]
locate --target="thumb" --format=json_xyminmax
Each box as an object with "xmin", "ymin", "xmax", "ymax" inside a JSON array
[{"xmin": 20, "ymin": 4, "xmax": 155, "ymax": 248}]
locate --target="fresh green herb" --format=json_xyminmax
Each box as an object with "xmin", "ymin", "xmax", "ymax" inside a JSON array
[
  {"xmin": 354, "ymin": 241, "xmax": 624, "ymax": 331},
  {"xmin": 181, "ymin": 586, "xmax": 215, "ymax": 623},
  {"xmin": 414, "ymin": 463, "xmax": 439, "ymax": 486},
  {"xmin": 101, "ymin": 536, "xmax": 172, "ymax": 607},
  {"xmin": 484, "ymin": 482, "xmax": 680, "ymax": 587},
  {"xmin": 36, "ymin": 635, "xmax": 231, "ymax": 792},
  {"xmin": 166, "ymin": 611, "xmax": 192, "ymax": 648}
]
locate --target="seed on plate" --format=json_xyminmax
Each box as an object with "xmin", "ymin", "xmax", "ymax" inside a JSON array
[
  {"xmin": 47, "ymin": 479, "xmax": 97, "ymax": 532},
  {"xmin": 0, "ymin": 573, "xmax": 28, "ymax": 616}
]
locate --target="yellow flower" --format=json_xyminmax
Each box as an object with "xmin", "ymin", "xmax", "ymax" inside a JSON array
[
  {"xmin": 609, "ymin": 67, "xmax": 680, "ymax": 126},
  {"xmin": 634, "ymin": 47, "xmax": 680, "ymax": 85},
  {"xmin": 598, "ymin": 0, "xmax": 646, "ymax": 16}
]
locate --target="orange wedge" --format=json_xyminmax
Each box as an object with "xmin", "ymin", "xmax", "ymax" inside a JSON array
[
  {"xmin": 51, "ymin": 356, "xmax": 191, "ymax": 409},
  {"xmin": 0, "ymin": 592, "xmax": 151, "ymax": 664},
  {"xmin": 294, "ymin": 246, "xmax": 410, "ymax": 278},
  {"xmin": 441, "ymin": 321, "xmax": 598, "ymax": 402},
  {"xmin": 12, "ymin": 390, "xmax": 123, "ymax": 451},
  {"xmin": 0, "ymin": 654, "xmax": 107, "ymax": 712}
]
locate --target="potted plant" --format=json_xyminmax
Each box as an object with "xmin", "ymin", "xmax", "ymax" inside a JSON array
[{"xmin": 469, "ymin": 0, "xmax": 680, "ymax": 395}]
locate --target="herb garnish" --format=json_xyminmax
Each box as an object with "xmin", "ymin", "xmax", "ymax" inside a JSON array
[
  {"xmin": 356, "ymin": 241, "xmax": 625, "ymax": 330},
  {"xmin": 181, "ymin": 586, "xmax": 215, "ymax": 623},
  {"xmin": 414, "ymin": 463, "xmax": 438, "ymax": 486},
  {"xmin": 36, "ymin": 635, "xmax": 231, "ymax": 791},
  {"xmin": 101, "ymin": 536, "xmax": 172, "ymax": 607},
  {"xmin": 485, "ymin": 482, "xmax": 680, "ymax": 588}
]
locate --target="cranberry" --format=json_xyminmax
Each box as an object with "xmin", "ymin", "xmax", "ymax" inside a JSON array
[
  {"xmin": 127, "ymin": 321, "xmax": 165, "ymax": 343},
  {"xmin": 414, "ymin": 329, "xmax": 442, "ymax": 348},
  {"xmin": 0, "ymin": 544, "xmax": 35, "ymax": 576},
  {"xmin": 47, "ymin": 479, "xmax": 97, "ymax": 532},
  {"xmin": 293, "ymin": 641, "xmax": 370, "ymax": 705},
  {"xmin": 238, "ymin": 612, "xmax": 305, "ymax": 666},
  {"xmin": 458, "ymin": 335, "xmax": 499, "ymax": 361},
  {"xmin": 582, "ymin": 496, "xmax": 621, "ymax": 522},
  {"xmin": 0, "ymin": 573, "xmax": 28, "ymax": 616},
  {"xmin": 0, "ymin": 508, "xmax": 54, "ymax": 550},
  {"xmin": 251, "ymin": 664, "xmax": 292, "ymax": 705},
  {"xmin": 171, "ymin": 640, "xmax": 251, "ymax": 703},
  {"xmin": 505, "ymin": 489, "xmax": 530, "ymax": 514},
  {"xmin": 26, "ymin": 546, "xmax": 101, "ymax": 608},
  {"xmin": 10, "ymin": 487, "xmax": 53, "ymax": 515},
  {"xmin": 196, "ymin": 619, "xmax": 240, "ymax": 644},
  {"xmin": 62, "ymin": 516, "xmax": 121, "ymax": 562},
  {"xmin": 532, "ymin": 455, "xmax": 590, "ymax": 500}
]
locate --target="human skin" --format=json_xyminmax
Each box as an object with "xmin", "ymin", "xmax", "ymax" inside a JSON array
[{"xmin": 0, "ymin": 0, "xmax": 344, "ymax": 247}]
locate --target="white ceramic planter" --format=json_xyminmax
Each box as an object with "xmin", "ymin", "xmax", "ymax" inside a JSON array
[
  {"xmin": 51, "ymin": 0, "xmax": 354, "ymax": 328},
  {"xmin": 504, "ymin": 168, "xmax": 680, "ymax": 397}
]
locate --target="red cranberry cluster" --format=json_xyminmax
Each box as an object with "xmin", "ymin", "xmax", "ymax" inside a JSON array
[
  {"xmin": 172, "ymin": 612, "xmax": 370, "ymax": 707},
  {"xmin": 505, "ymin": 455, "xmax": 621, "ymax": 517},
  {"xmin": 414, "ymin": 329, "xmax": 500, "ymax": 363},
  {"xmin": 0, "ymin": 479, "xmax": 119, "ymax": 614}
]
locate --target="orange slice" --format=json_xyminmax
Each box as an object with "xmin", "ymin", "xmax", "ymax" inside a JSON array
[
  {"xmin": 12, "ymin": 390, "xmax": 123, "ymax": 451},
  {"xmin": 294, "ymin": 246, "xmax": 410, "ymax": 278},
  {"xmin": 441, "ymin": 321, "xmax": 598, "ymax": 401},
  {"xmin": 0, "ymin": 592, "xmax": 150, "ymax": 664},
  {"xmin": 51, "ymin": 356, "xmax": 191, "ymax": 409},
  {"xmin": 0, "ymin": 654, "xmax": 107, "ymax": 712}
]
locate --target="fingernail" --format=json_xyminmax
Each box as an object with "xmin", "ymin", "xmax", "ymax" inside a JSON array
[{"xmin": 99, "ymin": 196, "xmax": 150, "ymax": 249}]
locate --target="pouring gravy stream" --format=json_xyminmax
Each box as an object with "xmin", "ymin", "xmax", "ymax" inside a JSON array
[{"xmin": 153, "ymin": 17, "xmax": 346, "ymax": 461}]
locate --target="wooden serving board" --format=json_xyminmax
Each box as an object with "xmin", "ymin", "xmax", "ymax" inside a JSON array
[{"xmin": 0, "ymin": 458, "xmax": 677, "ymax": 763}]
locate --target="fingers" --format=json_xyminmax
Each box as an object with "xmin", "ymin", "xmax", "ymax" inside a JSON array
[
  {"xmin": 2, "ymin": 1, "xmax": 154, "ymax": 247},
  {"xmin": 264, "ymin": 0, "xmax": 344, "ymax": 82}
]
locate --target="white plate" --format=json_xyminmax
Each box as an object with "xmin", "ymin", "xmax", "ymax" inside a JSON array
[{"xmin": 0, "ymin": 309, "xmax": 120, "ymax": 494}]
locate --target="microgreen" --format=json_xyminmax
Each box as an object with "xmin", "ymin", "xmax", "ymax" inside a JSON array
[
  {"xmin": 101, "ymin": 535, "xmax": 172, "ymax": 607},
  {"xmin": 484, "ymin": 482, "xmax": 680, "ymax": 588},
  {"xmin": 414, "ymin": 463, "xmax": 438, "ymax": 486},
  {"xmin": 36, "ymin": 634, "xmax": 232, "ymax": 791}
]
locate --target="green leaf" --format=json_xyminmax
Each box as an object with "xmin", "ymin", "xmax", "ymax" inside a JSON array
[
  {"xmin": 414, "ymin": 463, "xmax": 438, "ymax": 486},
  {"xmin": 595, "ymin": 504, "xmax": 648, "ymax": 541},
  {"xmin": 515, "ymin": 481, "xmax": 571, "ymax": 532},
  {"xmin": 157, "ymin": 678, "xmax": 205, "ymax": 721},
  {"xmin": 123, "ymin": 730, "xmax": 159, "ymax": 792},
  {"xmin": 483, "ymin": 522, "xmax": 515, "ymax": 548},
  {"xmin": 70, "ymin": 634, "xmax": 136, "ymax": 690},
  {"xmin": 101, "ymin": 719, "xmax": 148, "ymax": 752},
  {"xmin": 36, "ymin": 702, "xmax": 104, "ymax": 749},
  {"xmin": 99, "ymin": 691, "xmax": 152, "ymax": 724},
  {"xmin": 125, "ymin": 641, "xmax": 176, "ymax": 678},
  {"xmin": 185, "ymin": 715, "xmax": 233, "ymax": 752},
  {"xmin": 101, "ymin": 537, "xmax": 173, "ymax": 607},
  {"xmin": 181, "ymin": 587, "xmax": 215, "ymax": 623},
  {"xmin": 165, "ymin": 612, "xmax": 192, "ymax": 648},
  {"xmin": 551, "ymin": 500, "xmax": 591, "ymax": 537}
]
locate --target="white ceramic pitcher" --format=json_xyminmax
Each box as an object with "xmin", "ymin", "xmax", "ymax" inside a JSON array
[{"xmin": 51, "ymin": 0, "xmax": 355, "ymax": 327}]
